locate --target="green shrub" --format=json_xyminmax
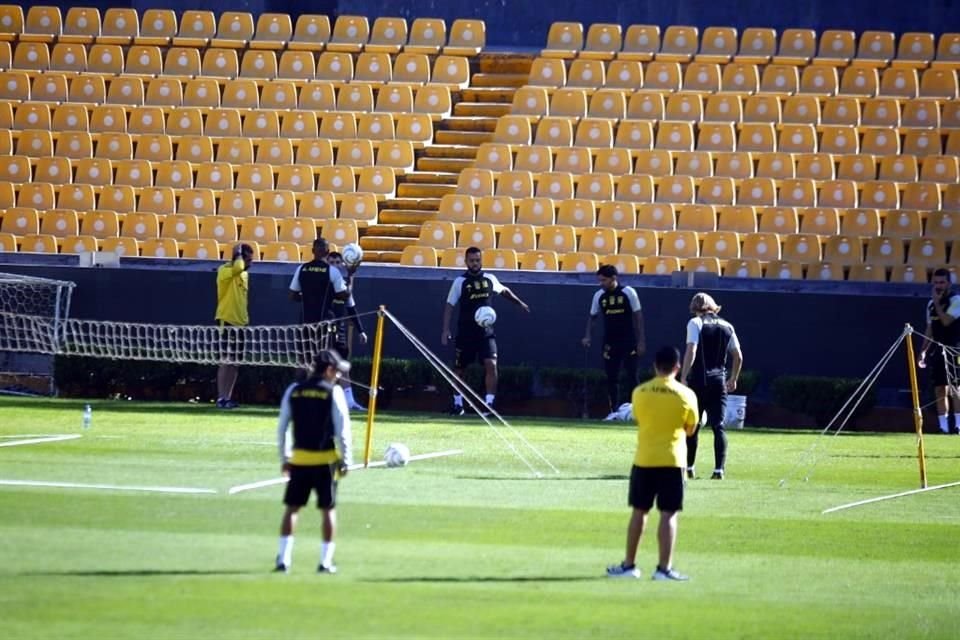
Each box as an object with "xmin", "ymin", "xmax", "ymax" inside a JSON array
[{"xmin": 771, "ymin": 375, "xmax": 875, "ymax": 427}]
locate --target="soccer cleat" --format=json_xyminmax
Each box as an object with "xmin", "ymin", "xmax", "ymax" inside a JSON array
[
  {"xmin": 318, "ymin": 563, "xmax": 337, "ymax": 574},
  {"xmin": 603, "ymin": 411, "xmax": 619, "ymax": 422},
  {"xmin": 652, "ymin": 566, "xmax": 689, "ymax": 581},
  {"xmin": 445, "ymin": 405, "xmax": 465, "ymax": 417},
  {"xmin": 348, "ymin": 402, "xmax": 367, "ymax": 413},
  {"xmin": 606, "ymin": 562, "xmax": 641, "ymax": 579},
  {"xmin": 710, "ymin": 470, "xmax": 724, "ymax": 480},
  {"xmin": 686, "ymin": 467, "xmax": 696, "ymax": 480},
  {"xmin": 480, "ymin": 403, "xmax": 495, "ymax": 418},
  {"xmin": 216, "ymin": 398, "xmax": 239, "ymax": 409},
  {"xmin": 273, "ymin": 557, "xmax": 289, "ymax": 574}
]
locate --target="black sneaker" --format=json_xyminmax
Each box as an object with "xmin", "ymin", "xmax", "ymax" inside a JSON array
[
  {"xmin": 686, "ymin": 467, "xmax": 696, "ymax": 480},
  {"xmin": 606, "ymin": 562, "xmax": 641, "ymax": 579},
  {"xmin": 273, "ymin": 556, "xmax": 289, "ymax": 574},
  {"xmin": 216, "ymin": 398, "xmax": 239, "ymax": 410},
  {"xmin": 445, "ymin": 405, "xmax": 465, "ymax": 416},
  {"xmin": 318, "ymin": 563, "xmax": 337, "ymax": 574},
  {"xmin": 710, "ymin": 470, "xmax": 724, "ymax": 480}
]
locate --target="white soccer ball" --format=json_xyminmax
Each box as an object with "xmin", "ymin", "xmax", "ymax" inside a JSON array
[
  {"xmin": 474, "ymin": 306, "xmax": 497, "ymax": 328},
  {"xmin": 342, "ymin": 242, "xmax": 363, "ymax": 268},
  {"xmin": 384, "ymin": 442, "xmax": 410, "ymax": 468}
]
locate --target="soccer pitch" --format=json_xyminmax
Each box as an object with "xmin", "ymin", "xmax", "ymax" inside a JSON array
[{"xmin": 1, "ymin": 397, "xmax": 958, "ymax": 639}]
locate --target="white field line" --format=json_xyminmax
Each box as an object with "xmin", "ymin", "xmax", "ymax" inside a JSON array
[
  {"xmin": 0, "ymin": 479, "xmax": 217, "ymax": 494},
  {"xmin": 822, "ymin": 480, "xmax": 960, "ymax": 514},
  {"xmin": 0, "ymin": 434, "xmax": 82, "ymax": 448},
  {"xmin": 0, "ymin": 434, "xmax": 73, "ymax": 439},
  {"xmin": 227, "ymin": 449, "xmax": 464, "ymax": 495}
]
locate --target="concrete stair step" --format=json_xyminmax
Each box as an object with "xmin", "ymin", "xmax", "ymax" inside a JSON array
[
  {"xmin": 396, "ymin": 183, "xmax": 456, "ymax": 198},
  {"xmin": 438, "ymin": 116, "xmax": 499, "ymax": 132},
  {"xmin": 454, "ymin": 102, "xmax": 513, "ymax": 117},
  {"xmin": 416, "ymin": 156, "xmax": 474, "ymax": 173},
  {"xmin": 363, "ymin": 224, "xmax": 422, "ymax": 238},
  {"xmin": 471, "ymin": 72, "xmax": 528, "ymax": 88},
  {"xmin": 476, "ymin": 53, "xmax": 535, "ymax": 75},
  {"xmin": 460, "ymin": 88, "xmax": 516, "ymax": 103},
  {"xmin": 378, "ymin": 209, "xmax": 437, "ymax": 225},
  {"xmin": 421, "ymin": 145, "xmax": 478, "ymax": 159},
  {"xmin": 378, "ymin": 197, "xmax": 441, "ymax": 210},
  {"xmin": 359, "ymin": 237, "xmax": 418, "ymax": 253},
  {"xmin": 402, "ymin": 172, "xmax": 459, "ymax": 185},
  {"xmin": 434, "ymin": 130, "xmax": 493, "ymax": 146},
  {"xmin": 370, "ymin": 250, "xmax": 403, "ymax": 264}
]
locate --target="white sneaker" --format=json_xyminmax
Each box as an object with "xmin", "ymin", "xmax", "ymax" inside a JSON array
[
  {"xmin": 606, "ymin": 562, "xmax": 641, "ymax": 578},
  {"xmin": 603, "ymin": 411, "xmax": 619, "ymax": 422},
  {"xmin": 652, "ymin": 566, "xmax": 689, "ymax": 581},
  {"xmin": 348, "ymin": 403, "xmax": 367, "ymax": 413}
]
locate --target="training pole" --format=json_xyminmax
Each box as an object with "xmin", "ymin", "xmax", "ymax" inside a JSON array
[
  {"xmin": 904, "ymin": 324, "xmax": 928, "ymax": 489},
  {"xmin": 363, "ymin": 306, "xmax": 387, "ymax": 468}
]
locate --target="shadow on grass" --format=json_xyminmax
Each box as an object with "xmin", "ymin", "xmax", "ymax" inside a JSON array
[
  {"xmin": 19, "ymin": 569, "xmax": 259, "ymax": 577},
  {"xmin": 363, "ymin": 575, "xmax": 604, "ymax": 584},
  {"xmin": 456, "ymin": 474, "xmax": 627, "ymax": 481}
]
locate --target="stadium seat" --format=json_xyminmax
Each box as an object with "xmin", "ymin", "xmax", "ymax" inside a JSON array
[
  {"xmin": 538, "ymin": 224, "xmax": 577, "ymax": 252},
  {"xmin": 642, "ymin": 255, "xmax": 681, "ymax": 275},
  {"xmin": 414, "ymin": 85, "xmax": 452, "ymax": 119},
  {"xmin": 822, "ymin": 235, "xmax": 864, "ymax": 266},
  {"xmin": 902, "ymin": 98, "xmax": 942, "ymax": 128},
  {"xmin": 894, "ymin": 33, "xmax": 935, "ymax": 69},
  {"xmin": 576, "ymin": 173, "xmax": 615, "ymax": 200},
  {"xmin": 593, "ymin": 149, "xmax": 631, "ymax": 176},
  {"xmin": 679, "ymin": 204, "xmax": 719, "ymax": 231},
  {"xmin": 774, "ymin": 29, "xmax": 817, "ymax": 66},
  {"xmin": 778, "ymin": 178, "xmax": 817, "ymax": 207},
  {"xmin": 738, "ymin": 123, "xmax": 776, "ymax": 152},
  {"xmin": 140, "ymin": 237, "xmax": 178, "ymax": 258},
  {"xmin": 854, "ymin": 31, "xmax": 895, "ymax": 68},
  {"xmin": 457, "ymin": 222, "xmax": 496, "ymax": 249},
  {"xmin": 819, "ymin": 126, "xmax": 860, "ymax": 154},
  {"xmin": 436, "ymin": 194, "xmax": 476, "ymax": 224},
  {"xmin": 742, "ymin": 94, "xmax": 782, "ymax": 124},
  {"xmin": 582, "ymin": 23, "xmax": 622, "ymax": 60},
  {"xmin": 878, "ymin": 155, "xmax": 919, "ymax": 182},
  {"xmin": 657, "ymin": 25, "xmax": 698, "ymax": 63},
  {"xmin": 616, "ymin": 175, "xmax": 656, "ymax": 203},
  {"xmin": 723, "ymin": 258, "xmax": 763, "ymax": 279},
  {"xmin": 758, "ymin": 206, "xmax": 799, "ymax": 234},
  {"xmin": 492, "ymin": 116, "xmax": 531, "ymax": 145},
  {"xmin": 17, "ymin": 182, "xmax": 56, "ymax": 210},
  {"xmin": 298, "ymin": 192, "xmax": 337, "ymax": 222},
  {"xmin": 160, "ymin": 214, "xmax": 199, "ymax": 242},
  {"xmin": 18, "ymin": 233, "xmax": 59, "ymax": 254},
  {"xmin": 716, "ymin": 206, "xmax": 757, "ymax": 233},
  {"xmin": 296, "ymin": 139, "xmax": 335, "ymax": 167},
  {"xmin": 879, "ymin": 67, "xmax": 919, "ymax": 98},
  {"xmin": 578, "ymin": 226, "xmax": 618, "ymax": 255},
  {"xmin": 554, "ymin": 147, "xmax": 592, "ymax": 174},
  {"xmin": 40, "ymin": 209, "xmax": 79, "ymax": 237},
  {"xmin": 605, "ymin": 60, "xmax": 643, "ymax": 91},
  {"xmin": 542, "ymin": 22, "xmax": 584, "ymax": 59},
  {"xmin": 289, "ymin": 14, "xmax": 331, "ymax": 52},
  {"xmin": 513, "ymin": 146, "xmax": 552, "ymax": 173},
  {"xmin": 1, "ymin": 207, "xmax": 39, "ymax": 234},
  {"xmin": 740, "ymin": 232, "xmax": 781, "ymax": 261},
  {"xmin": 735, "ymin": 28, "xmax": 777, "ymax": 65},
  {"xmin": 795, "ymin": 153, "xmax": 835, "ymax": 181},
  {"xmin": 339, "ymin": 192, "xmax": 378, "ymax": 223},
  {"xmin": 738, "ymin": 177, "xmax": 777, "ymax": 206},
  {"xmin": 484, "ymin": 248, "xmax": 519, "ymax": 270},
  {"xmin": 636, "ymin": 203, "xmax": 676, "ymax": 231},
  {"xmin": 700, "ymin": 230, "xmax": 740, "ymax": 259},
  {"xmin": 626, "ymin": 93, "xmax": 664, "ymax": 121},
  {"xmin": 444, "ymin": 19, "xmax": 484, "ymax": 56},
  {"xmin": 618, "ymin": 25, "xmax": 660, "ymax": 62},
  {"xmin": 568, "ymin": 59, "xmax": 605, "ymax": 89},
  {"xmin": 800, "ymin": 208, "xmax": 841, "ymax": 237},
  {"xmin": 813, "ymin": 30, "xmax": 856, "ymax": 68},
  {"xmin": 315, "ymin": 166, "xmax": 356, "ymax": 194},
  {"xmin": 516, "ymin": 197, "xmax": 556, "ymax": 226},
  {"xmin": 712, "ymin": 153, "xmax": 752, "ymax": 180},
  {"xmin": 145, "ymin": 78, "xmax": 183, "ymax": 107},
  {"xmin": 405, "ymin": 18, "xmax": 445, "ymax": 56},
  {"xmin": 400, "ymin": 245, "xmax": 438, "ymax": 267},
  {"xmin": 783, "ymin": 95, "xmax": 822, "ymax": 125},
  {"xmin": 98, "ymin": 236, "xmax": 138, "ymax": 257},
  {"xmin": 781, "ymin": 233, "xmax": 823, "ymax": 263},
  {"xmin": 476, "ymin": 195, "xmax": 515, "ymax": 225},
  {"xmin": 643, "ymin": 61, "xmax": 682, "ymax": 92},
  {"xmin": 696, "ymin": 178, "xmax": 734, "ymax": 205},
  {"xmin": 560, "ymin": 251, "xmax": 600, "ymax": 272},
  {"xmin": 497, "ymin": 224, "xmax": 537, "ymax": 252},
  {"xmin": 921, "ymin": 156, "xmax": 960, "ymax": 183},
  {"xmin": 535, "ymin": 172, "xmax": 574, "ymax": 199},
  {"xmin": 556, "ymin": 199, "xmax": 597, "ymax": 228},
  {"xmin": 519, "ymin": 250, "xmax": 559, "ymax": 271},
  {"xmin": 173, "ymin": 10, "xmax": 215, "ymax": 48},
  {"xmin": 864, "ymin": 236, "xmax": 906, "ymax": 266},
  {"xmin": 419, "ymin": 220, "xmax": 457, "ymax": 249},
  {"xmin": 365, "ymin": 17, "xmax": 407, "ymax": 55}
]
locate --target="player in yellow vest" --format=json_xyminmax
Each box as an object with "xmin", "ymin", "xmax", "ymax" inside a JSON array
[
  {"xmin": 607, "ymin": 346, "xmax": 699, "ymax": 581},
  {"xmin": 215, "ymin": 243, "xmax": 254, "ymax": 409}
]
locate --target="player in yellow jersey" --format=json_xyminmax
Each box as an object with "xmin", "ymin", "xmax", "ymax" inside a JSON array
[
  {"xmin": 607, "ymin": 346, "xmax": 698, "ymax": 581},
  {"xmin": 215, "ymin": 243, "xmax": 254, "ymax": 409}
]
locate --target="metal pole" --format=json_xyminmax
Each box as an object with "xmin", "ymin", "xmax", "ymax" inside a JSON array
[
  {"xmin": 363, "ymin": 306, "xmax": 387, "ymax": 467},
  {"xmin": 904, "ymin": 324, "xmax": 928, "ymax": 489}
]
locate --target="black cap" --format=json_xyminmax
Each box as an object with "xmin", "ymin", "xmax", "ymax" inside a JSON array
[{"xmin": 314, "ymin": 349, "xmax": 351, "ymax": 374}]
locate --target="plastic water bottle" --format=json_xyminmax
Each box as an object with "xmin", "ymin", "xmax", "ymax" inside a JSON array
[{"xmin": 81, "ymin": 404, "xmax": 92, "ymax": 431}]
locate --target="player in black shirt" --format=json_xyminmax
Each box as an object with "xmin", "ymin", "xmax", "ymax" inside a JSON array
[
  {"xmin": 441, "ymin": 247, "xmax": 530, "ymax": 415},
  {"xmin": 919, "ymin": 268, "xmax": 960, "ymax": 434},
  {"xmin": 288, "ymin": 238, "xmax": 350, "ymax": 359},
  {"xmin": 327, "ymin": 251, "xmax": 368, "ymax": 411},
  {"xmin": 582, "ymin": 265, "xmax": 646, "ymax": 419}
]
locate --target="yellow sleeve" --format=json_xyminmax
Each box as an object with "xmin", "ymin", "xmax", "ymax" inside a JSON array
[{"xmin": 683, "ymin": 392, "xmax": 699, "ymax": 435}]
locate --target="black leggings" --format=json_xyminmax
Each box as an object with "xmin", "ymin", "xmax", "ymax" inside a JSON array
[
  {"xmin": 603, "ymin": 343, "xmax": 638, "ymax": 411},
  {"xmin": 686, "ymin": 379, "xmax": 728, "ymax": 471}
]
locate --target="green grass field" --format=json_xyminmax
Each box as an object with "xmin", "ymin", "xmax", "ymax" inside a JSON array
[{"xmin": 1, "ymin": 396, "xmax": 959, "ymax": 639}]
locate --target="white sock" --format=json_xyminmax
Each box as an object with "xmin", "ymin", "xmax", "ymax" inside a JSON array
[
  {"xmin": 714, "ymin": 469, "xmax": 724, "ymax": 475},
  {"xmin": 278, "ymin": 535, "xmax": 294, "ymax": 567},
  {"xmin": 453, "ymin": 394, "xmax": 463, "ymax": 407},
  {"xmin": 952, "ymin": 415, "xmax": 960, "ymax": 432},
  {"xmin": 344, "ymin": 387, "xmax": 355, "ymax": 405},
  {"xmin": 485, "ymin": 393, "xmax": 495, "ymax": 405},
  {"xmin": 321, "ymin": 541, "xmax": 336, "ymax": 567},
  {"xmin": 938, "ymin": 414, "xmax": 950, "ymax": 433}
]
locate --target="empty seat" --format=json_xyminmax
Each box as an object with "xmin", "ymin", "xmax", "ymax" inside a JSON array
[
  {"xmin": 366, "ymin": 17, "xmax": 407, "ymax": 55},
  {"xmin": 841, "ymin": 208, "xmax": 881, "ymax": 237},
  {"xmin": 542, "ymin": 22, "xmax": 584, "ymax": 59},
  {"xmin": 813, "ymin": 30, "xmax": 856, "ymax": 67},
  {"xmin": 799, "ymin": 208, "xmax": 841, "ymax": 237},
  {"xmin": 399, "ymin": 245, "xmax": 439, "ymax": 267},
  {"xmin": 775, "ymin": 29, "xmax": 817, "ymax": 66},
  {"xmin": 175, "ymin": 10, "xmax": 216, "ymax": 48},
  {"xmin": 568, "ymin": 59, "xmax": 605, "ymax": 89},
  {"xmin": 406, "ymin": 18, "xmax": 445, "ymax": 55},
  {"xmin": 327, "ymin": 15, "xmax": 369, "ymax": 54},
  {"xmin": 743, "ymin": 95, "xmax": 782, "ymax": 123},
  {"xmin": 895, "ymin": 33, "xmax": 935, "ymax": 68},
  {"xmin": 839, "ymin": 66, "xmax": 879, "ymax": 97},
  {"xmin": 250, "ymin": 13, "xmax": 293, "ymax": 51},
  {"xmin": 445, "ymin": 19, "xmax": 484, "ymax": 56},
  {"xmin": 582, "ymin": 23, "xmax": 622, "ymax": 60},
  {"xmin": 759, "ymin": 64, "xmax": 799, "ymax": 94},
  {"xmin": 879, "ymin": 67, "xmax": 919, "ymax": 98},
  {"xmin": 854, "ymin": 31, "xmax": 895, "ymax": 68},
  {"xmin": 643, "ymin": 61, "xmax": 682, "ymax": 92},
  {"xmin": 741, "ymin": 232, "xmax": 782, "ymax": 261},
  {"xmin": 290, "ymin": 15, "xmax": 331, "ymax": 52}
]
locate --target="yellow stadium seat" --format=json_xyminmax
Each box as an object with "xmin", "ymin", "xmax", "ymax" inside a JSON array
[
  {"xmin": 840, "ymin": 208, "xmax": 881, "ymax": 237},
  {"xmin": 160, "ymin": 47, "xmax": 198, "ymax": 79},
  {"xmin": 861, "ymin": 98, "xmax": 901, "ymax": 128},
  {"xmin": 679, "ymin": 204, "xmax": 719, "ymax": 232},
  {"xmin": 636, "ymin": 203, "xmax": 676, "ymax": 231},
  {"xmin": 604, "ymin": 60, "xmax": 642, "ymax": 91},
  {"xmin": 700, "ymin": 230, "xmax": 740, "ymax": 259},
  {"xmin": 853, "ymin": 31, "xmax": 895, "ymax": 68},
  {"xmin": 717, "ymin": 205, "xmax": 757, "ymax": 233},
  {"xmin": 18, "ymin": 233, "xmax": 59, "ymax": 254},
  {"xmin": 495, "ymin": 170, "xmax": 534, "ymax": 199},
  {"xmin": 759, "ymin": 64, "xmax": 799, "ymax": 95},
  {"xmin": 925, "ymin": 212, "xmax": 960, "ymax": 240},
  {"xmin": 804, "ymin": 261, "xmax": 846, "ymax": 281},
  {"xmin": 473, "ymin": 143, "xmax": 512, "ymax": 172},
  {"xmin": 800, "ymin": 208, "xmax": 841, "ymax": 237},
  {"xmin": 542, "ymin": 22, "xmax": 583, "ymax": 59},
  {"xmin": 133, "ymin": 134, "xmax": 171, "ymax": 162},
  {"xmin": 276, "ymin": 50, "xmax": 315, "ymax": 82},
  {"xmin": 568, "ymin": 59, "xmax": 605, "ymax": 90},
  {"xmin": 320, "ymin": 113, "xmax": 358, "ymax": 141},
  {"xmin": 474, "ymin": 195, "xmax": 515, "ymax": 226},
  {"xmin": 242, "ymin": 110, "xmax": 281, "ymax": 138},
  {"xmin": 16, "ymin": 130, "xmax": 53, "ymax": 157},
  {"xmin": 137, "ymin": 186, "xmax": 176, "ymax": 216},
  {"xmin": 741, "ymin": 232, "xmax": 781, "ymax": 261},
  {"xmin": 239, "ymin": 50, "xmax": 277, "ymax": 80},
  {"xmin": 654, "ymin": 121, "xmax": 694, "ymax": 152},
  {"xmin": 160, "ymin": 213, "xmax": 199, "ymax": 242},
  {"xmin": 615, "ymin": 174, "xmax": 655, "ymax": 204},
  {"xmin": 516, "ymin": 197, "xmax": 556, "ymax": 226},
  {"xmin": 137, "ymin": 10, "xmax": 176, "ymax": 47},
  {"xmin": 591, "ymin": 149, "xmax": 630, "ymax": 176},
  {"xmin": 87, "ymin": 44, "xmax": 123, "ymax": 75},
  {"xmin": 822, "ymin": 234, "xmax": 864, "ymax": 266},
  {"xmin": 921, "ymin": 156, "xmax": 959, "ymax": 183},
  {"xmin": 643, "ymin": 61, "xmax": 682, "ymax": 92},
  {"xmin": 713, "ymin": 152, "xmax": 753, "ymax": 179},
  {"xmin": 414, "ymin": 85, "xmax": 452, "ymax": 119},
  {"xmin": 215, "ymin": 189, "xmax": 256, "ymax": 219},
  {"xmin": 17, "ymin": 182, "xmax": 55, "ymax": 210},
  {"xmin": 13, "ymin": 41, "xmax": 50, "ymax": 71},
  {"xmin": 122, "ymin": 211, "xmax": 160, "ymax": 240},
  {"xmin": 256, "ymin": 138, "xmax": 294, "ymax": 166},
  {"xmin": 847, "ymin": 264, "xmax": 888, "ymax": 282},
  {"xmin": 289, "ymin": 15, "xmax": 331, "ymax": 52},
  {"xmin": 535, "ymin": 172, "xmax": 574, "ymax": 199},
  {"xmin": 821, "ymin": 97, "xmax": 861, "ymax": 127},
  {"xmin": 619, "ymin": 25, "xmax": 660, "ymax": 62},
  {"xmin": 400, "ymin": 245, "xmax": 439, "ymax": 267},
  {"xmin": 351, "ymin": 52, "xmax": 390, "ymax": 84},
  {"xmin": 933, "ymin": 33, "xmax": 960, "ymax": 69},
  {"xmin": 394, "ymin": 113, "xmax": 433, "ymax": 146},
  {"xmin": 614, "ymin": 120, "xmax": 654, "ymax": 151},
  {"xmin": 902, "ymin": 183, "xmax": 942, "ymax": 211},
  {"xmin": 140, "ymin": 237, "xmax": 178, "ymax": 258},
  {"xmin": 735, "ymin": 28, "xmax": 776, "ymax": 65},
  {"xmin": 246, "ymin": 13, "xmax": 292, "ymax": 51},
  {"xmin": 554, "ymin": 147, "xmax": 592, "ymax": 174},
  {"xmin": 742, "ymin": 95, "xmax": 782, "ymax": 124},
  {"xmin": 781, "ymin": 232, "xmax": 823, "ymax": 263},
  {"xmin": 758, "ymin": 206, "xmax": 799, "ymax": 234},
  {"xmin": 238, "ymin": 216, "xmax": 279, "ymax": 245},
  {"xmin": 363, "ymin": 17, "xmax": 406, "ymax": 55},
  {"xmin": 534, "ymin": 116, "xmax": 573, "ymax": 147},
  {"xmin": 560, "ymin": 251, "xmax": 600, "ymax": 273},
  {"xmin": 37, "ymin": 156, "xmax": 71, "ymax": 184},
  {"xmin": 275, "ymin": 164, "xmax": 315, "ymax": 192},
  {"xmin": 697, "ymin": 26, "xmax": 738, "ymax": 64},
  {"xmin": 894, "ymin": 33, "xmax": 935, "ymax": 69},
  {"xmin": 642, "ymin": 255, "xmax": 681, "ymax": 275},
  {"xmin": 626, "ymin": 92, "xmax": 664, "ymax": 121},
  {"xmin": 418, "ymin": 220, "xmax": 456, "ymax": 249},
  {"xmin": 902, "ymin": 98, "xmax": 941, "ymax": 128},
  {"xmin": 778, "ymin": 178, "xmax": 816, "ymax": 207},
  {"xmin": 821, "ymin": 180, "xmax": 862, "ymax": 211},
  {"xmin": 496, "ymin": 224, "xmax": 535, "ymax": 252},
  {"xmin": 55, "ymin": 131, "xmax": 93, "ymax": 160},
  {"xmin": 127, "ymin": 106, "xmax": 165, "ymax": 135},
  {"xmin": 327, "ymin": 15, "xmax": 369, "ymax": 54},
  {"xmin": 457, "ymin": 168, "xmax": 494, "ymax": 197},
  {"xmin": 684, "ymin": 257, "xmax": 722, "ymax": 274},
  {"xmin": 696, "ymin": 177, "xmax": 734, "ymax": 205},
  {"xmin": 98, "ymin": 235, "xmax": 138, "ymax": 257},
  {"xmin": 35, "ymin": 73, "xmax": 70, "ymax": 103},
  {"xmin": 879, "ymin": 67, "xmax": 919, "ymax": 98},
  {"xmin": 665, "ymin": 93, "xmax": 703, "ymax": 122},
  {"xmin": 556, "ymin": 199, "xmax": 597, "ymax": 228},
  {"xmin": 0, "ymin": 5, "xmax": 24, "ymax": 41},
  {"xmin": 723, "ymin": 258, "xmax": 763, "ymax": 278},
  {"xmin": 357, "ymin": 112, "xmax": 395, "ymax": 141},
  {"xmin": 883, "ymin": 210, "xmax": 924, "ymax": 238},
  {"xmin": 783, "ymin": 96, "xmax": 821, "ymax": 125},
  {"xmin": 1, "ymin": 207, "xmax": 39, "ymax": 234},
  {"xmin": 877, "ymin": 154, "xmax": 918, "ymax": 182},
  {"xmin": 948, "ymin": 131, "xmax": 960, "ymax": 155},
  {"xmin": 375, "ymin": 140, "xmax": 415, "ymax": 173},
  {"xmin": 551, "ymin": 87, "xmax": 588, "ymax": 119},
  {"xmin": 392, "ymin": 52, "xmax": 430, "ymax": 85},
  {"xmin": 527, "ymin": 57, "xmax": 565, "ymax": 89},
  {"xmin": 174, "ymin": 10, "xmax": 216, "ymax": 48},
  {"xmin": 576, "ymin": 173, "xmax": 615, "ymax": 200},
  {"xmin": 40, "ymin": 209, "xmax": 79, "ymax": 237},
  {"xmin": 168, "ymin": 108, "xmax": 208, "ymax": 137},
  {"xmin": 890, "ymin": 264, "xmax": 928, "ymax": 283},
  {"xmin": 578, "ymin": 227, "xmax": 618, "ymax": 254},
  {"xmin": 315, "ymin": 166, "xmax": 356, "ymax": 194},
  {"xmin": 774, "ymin": 28, "xmax": 817, "ymax": 66},
  {"xmin": 738, "ymin": 123, "xmax": 776, "ymax": 152},
  {"xmin": 438, "ymin": 248, "xmax": 465, "ymax": 268},
  {"xmin": 256, "ymin": 190, "xmax": 297, "ymax": 219},
  {"xmin": 719, "ymin": 63, "xmax": 759, "ymax": 96},
  {"xmin": 112, "ymin": 158, "xmax": 152, "ymax": 188},
  {"xmin": 338, "ymin": 192, "xmax": 378, "ymax": 224},
  {"xmin": 656, "ymin": 175, "xmax": 695, "ymax": 204},
  {"xmin": 203, "ymin": 109, "xmax": 242, "ymax": 139},
  {"xmin": 445, "ymin": 19, "xmax": 484, "ymax": 56},
  {"xmin": 519, "ymin": 250, "xmax": 559, "ymax": 271},
  {"xmin": 920, "ymin": 68, "xmax": 958, "ymax": 98},
  {"xmin": 177, "ymin": 238, "xmax": 219, "ymax": 260},
  {"xmin": 0, "ymin": 154, "xmax": 30, "ymax": 183},
  {"xmin": 508, "ymin": 146, "xmax": 548, "ymax": 174},
  {"xmin": 59, "ymin": 235, "xmax": 98, "ymax": 254},
  {"xmin": 813, "ymin": 30, "xmax": 855, "ymax": 68},
  {"xmin": 336, "ymin": 139, "xmax": 375, "ymax": 168},
  {"xmin": 297, "ymin": 191, "xmax": 337, "ymax": 222},
  {"xmin": 457, "ymin": 222, "xmax": 496, "ymax": 249},
  {"xmin": 436, "ymin": 194, "xmax": 475, "ymax": 224},
  {"xmin": 864, "ymin": 236, "xmax": 906, "ymax": 266},
  {"xmin": 296, "ymin": 139, "xmax": 335, "ymax": 168},
  {"xmin": 657, "ymin": 25, "xmax": 698, "ymax": 63},
  {"xmin": 795, "ymin": 153, "xmax": 835, "ymax": 181},
  {"xmin": 406, "ymin": 18, "xmax": 445, "ymax": 56},
  {"xmin": 587, "ymin": 89, "xmax": 627, "ymax": 121},
  {"xmin": 697, "ymin": 122, "xmax": 736, "ymax": 152},
  {"xmin": 819, "ymin": 126, "xmax": 860, "ymax": 154},
  {"xmin": 151, "ymin": 160, "xmax": 190, "ymax": 189},
  {"xmin": 579, "ymin": 23, "xmax": 621, "ymax": 60},
  {"xmin": 538, "ymin": 224, "xmax": 577, "ymax": 252},
  {"xmin": 145, "ymin": 77, "xmax": 182, "ymax": 107},
  {"xmin": 315, "ymin": 51, "xmax": 354, "ymax": 84},
  {"xmin": 375, "ymin": 85, "xmax": 414, "ymax": 113},
  {"xmin": 860, "ymin": 181, "xmax": 900, "ymax": 210},
  {"xmin": 683, "ymin": 62, "xmax": 720, "ymax": 93},
  {"xmin": 22, "ymin": 5, "xmax": 60, "ymax": 44},
  {"xmin": 478, "ymin": 248, "xmax": 516, "ymax": 270},
  {"xmin": 14, "ymin": 103, "xmax": 51, "ymax": 130}
]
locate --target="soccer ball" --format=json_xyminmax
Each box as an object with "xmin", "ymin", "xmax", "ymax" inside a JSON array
[
  {"xmin": 342, "ymin": 243, "xmax": 363, "ymax": 268},
  {"xmin": 384, "ymin": 443, "xmax": 410, "ymax": 468},
  {"xmin": 474, "ymin": 306, "xmax": 497, "ymax": 328}
]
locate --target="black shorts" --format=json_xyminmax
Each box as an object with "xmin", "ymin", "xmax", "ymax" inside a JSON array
[
  {"xmin": 926, "ymin": 349, "xmax": 957, "ymax": 388},
  {"xmin": 602, "ymin": 342, "xmax": 638, "ymax": 361},
  {"xmin": 283, "ymin": 464, "xmax": 337, "ymax": 510},
  {"xmin": 454, "ymin": 334, "xmax": 497, "ymax": 368},
  {"xmin": 218, "ymin": 321, "xmax": 245, "ymax": 362},
  {"xmin": 690, "ymin": 378, "xmax": 727, "ymax": 429},
  {"xmin": 628, "ymin": 466, "xmax": 684, "ymax": 512}
]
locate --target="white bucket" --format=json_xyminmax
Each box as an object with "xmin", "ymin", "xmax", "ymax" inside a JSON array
[{"xmin": 724, "ymin": 394, "xmax": 747, "ymax": 429}]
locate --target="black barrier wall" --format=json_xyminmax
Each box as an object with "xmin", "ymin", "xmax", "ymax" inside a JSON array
[{"xmin": 0, "ymin": 261, "xmax": 929, "ymax": 395}]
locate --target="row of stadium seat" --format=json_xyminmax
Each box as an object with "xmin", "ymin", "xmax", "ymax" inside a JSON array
[
  {"xmin": 0, "ymin": 7, "xmax": 485, "ymax": 56},
  {"xmin": 473, "ymin": 146, "xmax": 959, "ymax": 182},
  {"xmin": 0, "ymin": 150, "xmax": 416, "ymax": 187},
  {"xmin": 4, "ymin": 124, "xmax": 431, "ymax": 160},
  {"xmin": 0, "ymin": 176, "xmax": 395, "ymax": 218},
  {"xmin": 454, "ymin": 170, "xmax": 960, "ymax": 209},
  {"xmin": 414, "ymin": 220, "xmax": 958, "ymax": 265},
  {"xmin": 0, "ymin": 45, "xmax": 471, "ymax": 87},
  {"xmin": 435, "ymin": 196, "xmax": 960, "ymax": 237},
  {"xmin": 526, "ymin": 58, "xmax": 959, "ymax": 98},
  {"xmin": 0, "ymin": 72, "xmax": 455, "ymax": 118},
  {"xmin": 0, "ymin": 210, "xmax": 358, "ymax": 244},
  {"xmin": 538, "ymin": 23, "xmax": 960, "ymax": 68},
  {"xmin": 491, "ymin": 117, "xmax": 960, "ymax": 155},
  {"xmin": 512, "ymin": 89, "xmax": 960, "ymax": 128}
]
